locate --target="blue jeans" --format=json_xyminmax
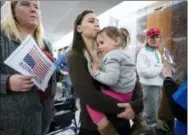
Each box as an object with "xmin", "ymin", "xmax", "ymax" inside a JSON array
[
  {"xmin": 63, "ymin": 75, "xmax": 72, "ymax": 97},
  {"xmin": 142, "ymin": 85, "xmax": 162, "ymax": 127}
]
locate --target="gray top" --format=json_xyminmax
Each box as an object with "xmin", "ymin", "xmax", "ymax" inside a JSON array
[
  {"xmin": 0, "ymin": 29, "xmax": 56, "ymax": 133},
  {"xmin": 89, "ymin": 49, "xmax": 136, "ymax": 94}
]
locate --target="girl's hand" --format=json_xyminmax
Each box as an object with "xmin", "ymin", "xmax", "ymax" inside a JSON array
[{"xmin": 92, "ymin": 62, "xmax": 100, "ymax": 73}]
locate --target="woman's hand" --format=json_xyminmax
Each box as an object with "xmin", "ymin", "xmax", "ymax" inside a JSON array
[
  {"xmin": 9, "ymin": 74, "xmax": 35, "ymax": 92},
  {"xmin": 117, "ymin": 103, "xmax": 135, "ymax": 119},
  {"xmin": 163, "ymin": 60, "xmax": 172, "ymax": 77}
]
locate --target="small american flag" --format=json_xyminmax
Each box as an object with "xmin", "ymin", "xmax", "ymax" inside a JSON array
[{"xmin": 23, "ymin": 46, "xmax": 50, "ymax": 80}]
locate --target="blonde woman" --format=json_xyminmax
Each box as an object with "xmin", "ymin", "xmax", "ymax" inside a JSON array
[{"xmin": 0, "ymin": 1, "xmax": 56, "ymax": 135}]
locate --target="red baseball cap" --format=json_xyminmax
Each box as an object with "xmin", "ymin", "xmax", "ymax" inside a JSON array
[{"xmin": 146, "ymin": 28, "xmax": 160, "ymax": 37}]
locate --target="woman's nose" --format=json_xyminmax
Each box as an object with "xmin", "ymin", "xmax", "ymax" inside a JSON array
[
  {"xmin": 30, "ymin": 5, "xmax": 37, "ymax": 13},
  {"xmin": 95, "ymin": 22, "xmax": 100, "ymax": 29}
]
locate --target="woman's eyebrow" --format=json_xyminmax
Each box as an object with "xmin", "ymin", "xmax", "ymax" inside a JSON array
[
  {"xmin": 88, "ymin": 18, "xmax": 95, "ymax": 20},
  {"xmin": 88, "ymin": 17, "xmax": 98, "ymax": 21},
  {"xmin": 20, "ymin": 1, "xmax": 29, "ymax": 4}
]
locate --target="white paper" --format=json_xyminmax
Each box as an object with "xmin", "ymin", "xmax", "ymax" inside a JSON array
[{"xmin": 4, "ymin": 35, "xmax": 56, "ymax": 91}]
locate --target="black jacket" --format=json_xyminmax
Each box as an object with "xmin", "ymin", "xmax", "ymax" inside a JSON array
[{"xmin": 163, "ymin": 77, "xmax": 187, "ymax": 124}]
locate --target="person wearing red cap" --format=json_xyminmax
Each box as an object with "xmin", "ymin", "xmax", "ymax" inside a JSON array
[{"xmin": 136, "ymin": 28, "xmax": 164, "ymax": 132}]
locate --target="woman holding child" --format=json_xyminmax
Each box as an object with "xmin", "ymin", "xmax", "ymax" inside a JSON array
[{"xmin": 68, "ymin": 10, "xmax": 148, "ymax": 135}]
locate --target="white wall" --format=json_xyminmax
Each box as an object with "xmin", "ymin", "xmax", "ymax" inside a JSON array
[{"xmin": 52, "ymin": 1, "xmax": 157, "ymax": 58}]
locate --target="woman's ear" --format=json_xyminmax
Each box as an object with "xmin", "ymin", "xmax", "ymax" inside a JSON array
[{"xmin": 77, "ymin": 25, "xmax": 82, "ymax": 33}]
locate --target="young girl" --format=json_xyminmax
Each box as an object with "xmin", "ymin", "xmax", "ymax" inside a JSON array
[
  {"xmin": 85, "ymin": 26, "xmax": 150, "ymax": 135},
  {"xmin": 84, "ymin": 26, "xmax": 135, "ymax": 135}
]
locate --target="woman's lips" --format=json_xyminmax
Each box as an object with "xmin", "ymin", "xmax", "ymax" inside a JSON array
[{"xmin": 30, "ymin": 14, "xmax": 37, "ymax": 19}]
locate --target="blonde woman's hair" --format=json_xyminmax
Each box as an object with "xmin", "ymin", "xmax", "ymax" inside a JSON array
[{"xmin": 1, "ymin": 1, "xmax": 44, "ymax": 47}]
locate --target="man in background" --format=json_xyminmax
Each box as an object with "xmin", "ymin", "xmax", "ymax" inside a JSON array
[{"xmin": 136, "ymin": 28, "xmax": 164, "ymax": 134}]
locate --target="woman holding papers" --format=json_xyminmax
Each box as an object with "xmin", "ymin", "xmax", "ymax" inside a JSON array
[{"xmin": 0, "ymin": 1, "xmax": 56, "ymax": 135}]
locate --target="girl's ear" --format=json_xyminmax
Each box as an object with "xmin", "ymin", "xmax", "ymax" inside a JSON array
[
  {"xmin": 77, "ymin": 25, "xmax": 82, "ymax": 33},
  {"xmin": 114, "ymin": 36, "xmax": 121, "ymax": 46}
]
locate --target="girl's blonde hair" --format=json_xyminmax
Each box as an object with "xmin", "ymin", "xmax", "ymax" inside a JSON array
[
  {"xmin": 97, "ymin": 26, "xmax": 130, "ymax": 49},
  {"xmin": 1, "ymin": 1, "xmax": 44, "ymax": 47}
]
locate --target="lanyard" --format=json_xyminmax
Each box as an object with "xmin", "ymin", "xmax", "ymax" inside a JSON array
[{"xmin": 145, "ymin": 46, "xmax": 160, "ymax": 63}]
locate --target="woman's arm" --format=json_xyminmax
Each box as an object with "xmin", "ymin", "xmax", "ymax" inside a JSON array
[
  {"xmin": 68, "ymin": 52, "xmax": 124, "ymax": 114},
  {"xmin": 163, "ymin": 77, "xmax": 187, "ymax": 124},
  {"xmin": 117, "ymin": 77, "xmax": 143, "ymax": 119},
  {"xmin": 163, "ymin": 60, "xmax": 187, "ymax": 124},
  {"xmin": 129, "ymin": 78, "xmax": 144, "ymax": 115},
  {"xmin": 0, "ymin": 30, "xmax": 35, "ymax": 94}
]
